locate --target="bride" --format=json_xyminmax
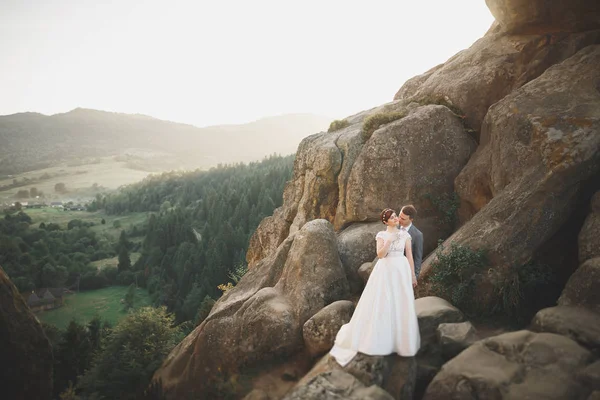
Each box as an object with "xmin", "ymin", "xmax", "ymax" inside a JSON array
[{"xmin": 329, "ymin": 208, "xmax": 420, "ymax": 366}]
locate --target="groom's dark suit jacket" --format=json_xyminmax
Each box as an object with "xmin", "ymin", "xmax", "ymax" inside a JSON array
[{"xmin": 406, "ymin": 224, "xmax": 423, "ymax": 278}]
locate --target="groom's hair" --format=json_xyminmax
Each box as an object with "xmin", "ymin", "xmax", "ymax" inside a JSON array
[{"xmin": 401, "ymin": 205, "xmax": 417, "ymax": 220}]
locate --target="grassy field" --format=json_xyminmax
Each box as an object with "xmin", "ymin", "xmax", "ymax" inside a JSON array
[
  {"xmin": 37, "ymin": 286, "xmax": 152, "ymax": 330},
  {"xmin": 91, "ymin": 253, "xmax": 141, "ymax": 270},
  {"xmin": 25, "ymin": 208, "xmax": 148, "ymax": 240},
  {"xmin": 0, "ymin": 156, "xmax": 154, "ymax": 204}
]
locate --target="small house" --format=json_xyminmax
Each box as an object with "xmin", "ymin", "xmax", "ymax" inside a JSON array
[{"xmin": 24, "ymin": 288, "xmax": 67, "ymax": 312}]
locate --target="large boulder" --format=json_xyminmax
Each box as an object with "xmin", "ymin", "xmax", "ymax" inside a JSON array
[
  {"xmin": 416, "ymin": 296, "xmax": 465, "ymax": 353},
  {"xmin": 578, "ymin": 361, "xmax": 600, "ymax": 391},
  {"xmin": 558, "ymin": 257, "xmax": 600, "ymax": 314},
  {"xmin": 419, "ymin": 45, "xmax": 600, "ymax": 307},
  {"xmin": 336, "ymin": 222, "xmax": 383, "ymax": 292},
  {"xmin": 303, "ymin": 300, "xmax": 355, "ymax": 358},
  {"xmin": 394, "ymin": 26, "xmax": 600, "ymax": 138},
  {"xmin": 579, "ymin": 192, "xmax": 600, "ymax": 264},
  {"xmin": 153, "ymin": 220, "xmax": 350, "ymax": 399},
  {"xmin": 0, "ymin": 267, "xmax": 53, "ymax": 400},
  {"xmin": 424, "ymin": 330, "xmax": 593, "ymax": 399},
  {"xmin": 530, "ymin": 306, "xmax": 600, "ymax": 350},
  {"xmin": 246, "ymin": 101, "xmax": 476, "ymax": 268},
  {"xmin": 339, "ymin": 105, "xmax": 476, "ymax": 254},
  {"xmin": 485, "ymin": 0, "xmax": 600, "ymax": 34},
  {"xmin": 436, "ymin": 321, "xmax": 479, "ymax": 360}
]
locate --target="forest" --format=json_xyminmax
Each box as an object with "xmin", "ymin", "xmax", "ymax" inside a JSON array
[{"xmin": 1, "ymin": 154, "xmax": 294, "ymax": 398}]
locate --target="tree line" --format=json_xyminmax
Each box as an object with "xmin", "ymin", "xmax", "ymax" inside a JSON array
[{"xmin": 91, "ymin": 154, "xmax": 294, "ymax": 323}]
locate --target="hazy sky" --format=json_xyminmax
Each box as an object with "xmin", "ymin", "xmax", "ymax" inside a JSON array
[{"xmin": 1, "ymin": 0, "xmax": 494, "ymax": 127}]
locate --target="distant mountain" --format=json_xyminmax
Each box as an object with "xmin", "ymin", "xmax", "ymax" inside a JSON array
[{"xmin": 0, "ymin": 108, "xmax": 331, "ymax": 174}]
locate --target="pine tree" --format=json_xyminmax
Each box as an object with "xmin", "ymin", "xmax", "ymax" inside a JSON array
[{"xmin": 118, "ymin": 246, "xmax": 131, "ymax": 272}]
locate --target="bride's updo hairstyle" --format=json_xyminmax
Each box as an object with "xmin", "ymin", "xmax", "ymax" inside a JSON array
[{"xmin": 381, "ymin": 208, "xmax": 394, "ymax": 224}]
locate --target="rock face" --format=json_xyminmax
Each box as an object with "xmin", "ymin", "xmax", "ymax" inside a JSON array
[
  {"xmin": 153, "ymin": 220, "xmax": 350, "ymax": 399},
  {"xmin": 394, "ymin": 26, "xmax": 600, "ymax": 138},
  {"xmin": 160, "ymin": 3, "xmax": 600, "ymax": 399},
  {"xmin": 579, "ymin": 192, "xmax": 600, "ymax": 264},
  {"xmin": 424, "ymin": 330, "xmax": 593, "ymax": 400},
  {"xmin": 247, "ymin": 102, "xmax": 476, "ymax": 271},
  {"xmin": 485, "ymin": 0, "xmax": 600, "ymax": 34},
  {"xmin": 419, "ymin": 45, "xmax": 600, "ymax": 307},
  {"xmin": 0, "ymin": 267, "xmax": 53, "ymax": 400},
  {"xmin": 558, "ymin": 257, "xmax": 600, "ymax": 314},
  {"xmin": 340, "ymin": 105, "xmax": 476, "ymax": 244}
]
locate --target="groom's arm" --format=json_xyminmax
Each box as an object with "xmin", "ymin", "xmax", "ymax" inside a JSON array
[{"xmin": 413, "ymin": 231, "xmax": 423, "ymax": 278}]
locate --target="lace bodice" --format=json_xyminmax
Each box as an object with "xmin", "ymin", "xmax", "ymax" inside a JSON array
[{"xmin": 376, "ymin": 230, "xmax": 411, "ymax": 255}]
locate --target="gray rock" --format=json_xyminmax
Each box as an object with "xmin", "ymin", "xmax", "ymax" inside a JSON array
[
  {"xmin": 303, "ymin": 300, "xmax": 355, "ymax": 358},
  {"xmin": 559, "ymin": 257, "xmax": 600, "ymax": 314},
  {"xmin": 287, "ymin": 352, "xmax": 416, "ymax": 400},
  {"xmin": 530, "ymin": 306, "xmax": 600, "ymax": 350},
  {"xmin": 424, "ymin": 330, "xmax": 592, "ymax": 400},
  {"xmin": 436, "ymin": 321, "xmax": 479, "ymax": 360},
  {"xmin": 579, "ymin": 192, "xmax": 600, "ymax": 264},
  {"xmin": 341, "ymin": 105, "xmax": 476, "ymax": 255},
  {"xmin": 337, "ymin": 222, "xmax": 384, "ymax": 292},
  {"xmin": 578, "ymin": 360, "xmax": 600, "ymax": 391},
  {"xmin": 283, "ymin": 369, "xmax": 394, "ymax": 400},
  {"xmin": 394, "ymin": 27, "xmax": 600, "ymax": 138},
  {"xmin": 358, "ymin": 261, "xmax": 376, "ymax": 284},
  {"xmin": 415, "ymin": 296, "xmax": 465, "ymax": 353}
]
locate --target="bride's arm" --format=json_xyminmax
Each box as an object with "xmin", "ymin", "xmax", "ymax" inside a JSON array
[{"xmin": 376, "ymin": 238, "xmax": 391, "ymax": 258}]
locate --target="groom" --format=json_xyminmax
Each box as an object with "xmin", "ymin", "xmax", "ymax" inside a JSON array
[{"xmin": 398, "ymin": 205, "xmax": 424, "ymax": 278}]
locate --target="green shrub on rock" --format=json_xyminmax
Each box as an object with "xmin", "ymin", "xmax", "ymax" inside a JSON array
[{"xmin": 361, "ymin": 111, "xmax": 406, "ymax": 140}]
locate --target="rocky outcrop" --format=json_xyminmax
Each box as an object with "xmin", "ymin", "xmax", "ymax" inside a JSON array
[
  {"xmin": 0, "ymin": 267, "xmax": 53, "ymax": 400},
  {"xmin": 419, "ymin": 45, "xmax": 600, "ymax": 308},
  {"xmin": 153, "ymin": 220, "xmax": 350, "ymax": 399},
  {"xmin": 161, "ymin": 2, "xmax": 600, "ymax": 399},
  {"xmin": 339, "ymin": 105, "xmax": 476, "ymax": 248},
  {"xmin": 579, "ymin": 192, "xmax": 600, "ymax": 264},
  {"xmin": 424, "ymin": 330, "xmax": 593, "ymax": 399},
  {"xmin": 394, "ymin": 27, "xmax": 600, "ymax": 138},
  {"xmin": 558, "ymin": 257, "xmax": 600, "ymax": 314},
  {"xmin": 485, "ymin": 0, "xmax": 600, "ymax": 34},
  {"xmin": 247, "ymin": 102, "xmax": 476, "ymax": 269}
]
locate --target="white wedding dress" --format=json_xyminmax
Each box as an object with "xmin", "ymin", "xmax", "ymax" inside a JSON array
[{"xmin": 329, "ymin": 229, "xmax": 420, "ymax": 366}]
